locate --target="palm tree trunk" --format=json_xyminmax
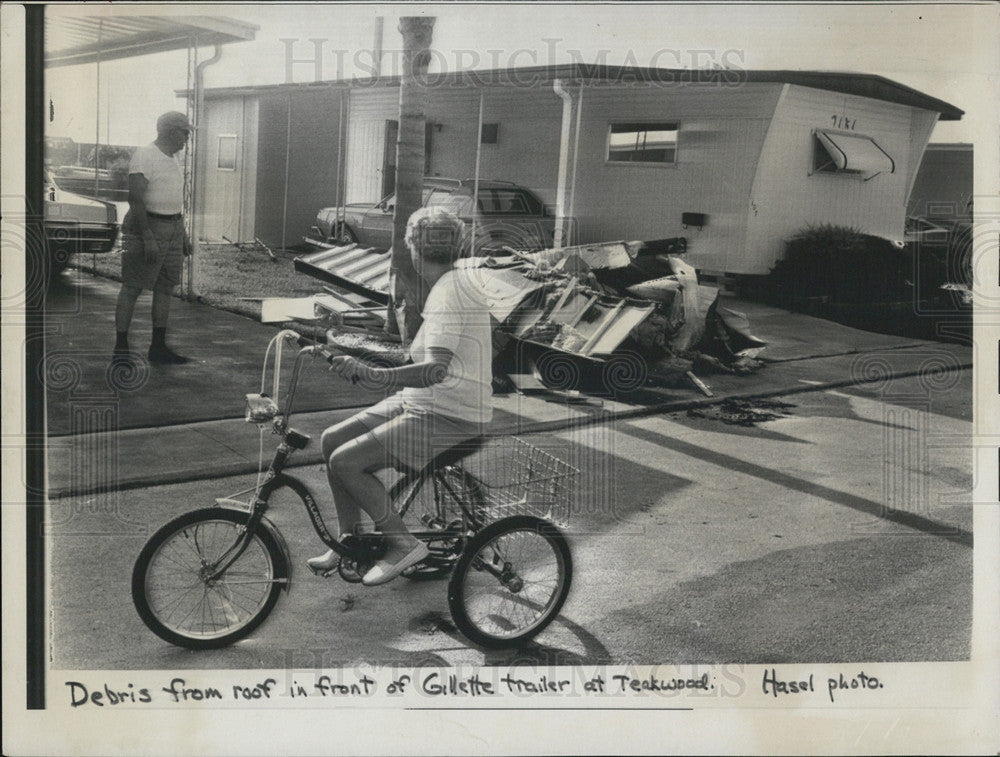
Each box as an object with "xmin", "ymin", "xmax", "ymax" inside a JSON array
[{"xmin": 388, "ymin": 16, "xmax": 435, "ymax": 342}]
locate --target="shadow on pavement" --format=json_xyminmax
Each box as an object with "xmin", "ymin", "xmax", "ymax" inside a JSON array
[
  {"xmin": 43, "ymin": 274, "xmax": 385, "ymax": 435},
  {"xmin": 605, "ymin": 535, "xmax": 972, "ymax": 664}
]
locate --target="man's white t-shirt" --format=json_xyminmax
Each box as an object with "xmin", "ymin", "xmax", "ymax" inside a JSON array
[
  {"xmin": 401, "ymin": 268, "xmax": 493, "ymax": 424},
  {"xmin": 129, "ymin": 143, "xmax": 184, "ymax": 214}
]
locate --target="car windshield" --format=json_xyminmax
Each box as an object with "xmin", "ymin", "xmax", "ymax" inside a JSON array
[
  {"xmin": 423, "ymin": 186, "xmax": 542, "ymax": 216},
  {"xmin": 379, "ymin": 188, "xmax": 434, "ymax": 209},
  {"xmin": 478, "ymin": 189, "xmax": 540, "ymax": 215},
  {"xmin": 427, "ymin": 188, "xmax": 474, "ymax": 215}
]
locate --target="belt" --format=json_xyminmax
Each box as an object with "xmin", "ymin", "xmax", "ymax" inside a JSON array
[{"xmin": 147, "ymin": 212, "xmax": 182, "ymax": 221}]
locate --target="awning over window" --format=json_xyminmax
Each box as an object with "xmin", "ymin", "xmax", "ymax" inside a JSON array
[{"xmin": 815, "ymin": 130, "xmax": 895, "ymax": 175}]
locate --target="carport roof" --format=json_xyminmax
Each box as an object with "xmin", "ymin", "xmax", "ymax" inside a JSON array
[
  {"xmin": 45, "ymin": 13, "xmax": 258, "ymax": 68},
  {"xmin": 188, "ymin": 63, "xmax": 963, "ymax": 120}
]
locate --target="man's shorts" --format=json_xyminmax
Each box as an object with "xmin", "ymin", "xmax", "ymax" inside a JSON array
[
  {"xmin": 121, "ymin": 214, "xmax": 185, "ymax": 292},
  {"xmin": 343, "ymin": 396, "xmax": 485, "ymax": 473}
]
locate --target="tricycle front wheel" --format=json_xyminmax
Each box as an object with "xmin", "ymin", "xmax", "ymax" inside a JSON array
[{"xmin": 132, "ymin": 508, "xmax": 288, "ymax": 649}]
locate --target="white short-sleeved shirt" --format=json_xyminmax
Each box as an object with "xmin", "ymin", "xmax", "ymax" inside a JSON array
[
  {"xmin": 129, "ymin": 143, "xmax": 184, "ymax": 214},
  {"xmin": 400, "ymin": 268, "xmax": 494, "ymax": 424}
]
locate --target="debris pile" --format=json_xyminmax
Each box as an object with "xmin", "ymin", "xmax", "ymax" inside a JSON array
[
  {"xmin": 471, "ymin": 237, "xmax": 767, "ymax": 390},
  {"xmin": 280, "ymin": 235, "xmax": 768, "ymax": 394}
]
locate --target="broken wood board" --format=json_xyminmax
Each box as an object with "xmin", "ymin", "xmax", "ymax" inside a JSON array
[
  {"xmin": 260, "ymin": 294, "xmax": 386, "ymax": 324},
  {"xmin": 530, "ymin": 240, "xmax": 641, "ymax": 271}
]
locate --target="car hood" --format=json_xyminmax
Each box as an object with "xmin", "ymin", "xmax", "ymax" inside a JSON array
[
  {"xmin": 45, "ymin": 184, "xmax": 116, "ymax": 224},
  {"xmin": 320, "ymin": 202, "xmax": 374, "ymax": 214}
]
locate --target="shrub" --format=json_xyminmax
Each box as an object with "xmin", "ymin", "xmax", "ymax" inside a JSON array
[{"xmin": 769, "ymin": 224, "xmax": 910, "ymax": 304}]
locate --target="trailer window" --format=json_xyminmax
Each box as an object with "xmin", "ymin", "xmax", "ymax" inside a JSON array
[
  {"xmin": 607, "ymin": 123, "xmax": 678, "ymax": 164},
  {"xmin": 217, "ymin": 135, "xmax": 237, "ymax": 171}
]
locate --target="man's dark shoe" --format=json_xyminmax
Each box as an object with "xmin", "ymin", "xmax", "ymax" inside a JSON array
[{"xmin": 147, "ymin": 345, "xmax": 190, "ymax": 364}]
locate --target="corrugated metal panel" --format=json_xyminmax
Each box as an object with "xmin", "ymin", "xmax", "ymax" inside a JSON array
[
  {"xmin": 742, "ymin": 84, "xmax": 923, "ymax": 274},
  {"xmin": 294, "ymin": 244, "xmax": 391, "ymax": 304},
  {"xmin": 46, "ymin": 14, "xmax": 258, "ymax": 67}
]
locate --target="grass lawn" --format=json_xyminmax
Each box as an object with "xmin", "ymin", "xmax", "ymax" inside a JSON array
[{"xmin": 70, "ymin": 243, "xmax": 325, "ymax": 321}]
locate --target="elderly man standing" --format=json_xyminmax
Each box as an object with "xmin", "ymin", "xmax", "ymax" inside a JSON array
[{"xmin": 113, "ymin": 111, "xmax": 194, "ymax": 365}]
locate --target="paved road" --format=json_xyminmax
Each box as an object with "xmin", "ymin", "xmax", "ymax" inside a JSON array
[{"xmin": 48, "ymin": 373, "xmax": 972, "ymax": 670}]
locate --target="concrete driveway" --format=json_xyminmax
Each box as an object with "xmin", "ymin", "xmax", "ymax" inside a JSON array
[{"xmin": 48, "ymin": 373, "xmax": 972, "ymax": 669}]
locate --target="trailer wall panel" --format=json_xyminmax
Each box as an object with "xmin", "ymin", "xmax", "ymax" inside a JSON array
[
  {"xmin": 344, "ymin": 86, "xmax": 563, "ymax": 206},
  {"xmin": 345, "ymin": 88, "xmax": 398, "ymax": 203},
  {"xmin": 743, "ymin": 84, "xmax": 930, "ymax": 274},
  {"xmin": 567, "ymin": 83, "xmax": 780, "ymax": 267},
  {"xmin": 198, "ymin": 96, "xmax": 258, "ymax": 243}
]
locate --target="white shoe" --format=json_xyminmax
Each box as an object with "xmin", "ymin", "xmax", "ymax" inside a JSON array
[
  {"xmin": 362, "ymin": 542, "xmax": 430, "ymax": 586},
  {"xmin": 306, "ymin": 549, "xmax": 338, "ymax": 574}
]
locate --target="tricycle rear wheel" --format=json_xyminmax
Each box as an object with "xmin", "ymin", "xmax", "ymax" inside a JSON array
[{"xmin": 447, "ymin": 515, "xmax": 572, "ymax": 648}]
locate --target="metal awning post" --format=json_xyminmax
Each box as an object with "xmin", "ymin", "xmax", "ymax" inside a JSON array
[
  {"xmin": 90, "ymin": 21, "xmax": 105, "ymax": 274},
  {"xmin": 281, "ymin": 94, "xmax": 292, "ymax": 251},
  {"xmin": 187, "ymin": 42, "xmax": 223, "ymax": 299},
  {"xmin": 341, "ymin": 92, "xmax": 351, "ymax": 235},
  {"xmin": 567, "ymin": 83, "xmax": 583, "ymax": 247},
  {"xmin": 334, "ymin": 91, "xmax": 344, "ymax": 237},
  {"xmin": 93, "ymin": 20, "xmax": 103, "ymax": 198},
  {"xmin": 552, "ymin": 79, "xmax": 573, "ymax": 249},
  {"xmin": 471, "ymin": 91, "xmax": 484, "ymax": 256}
]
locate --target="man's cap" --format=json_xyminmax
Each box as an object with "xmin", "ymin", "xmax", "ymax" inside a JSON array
[{"xmin": 157, "ymin": 111, "xmax": 195, "ymax": 133}]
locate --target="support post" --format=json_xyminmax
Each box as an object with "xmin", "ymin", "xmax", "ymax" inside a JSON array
[
  {"xmin": 388, "ymin": 16, "xmax": 435, "ymax": 342},
  {"xmin": 187, "ymin": 42, "xmax": 223, "ymax": 299}
]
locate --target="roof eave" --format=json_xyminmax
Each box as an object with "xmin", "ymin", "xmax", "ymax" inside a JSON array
[{"xmin": 187, "ymin": 63, "xmax": 963, "ymax": 120}]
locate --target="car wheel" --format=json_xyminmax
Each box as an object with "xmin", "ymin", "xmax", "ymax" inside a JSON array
[
  {"xmin": 331, "ymin": 224, "xmax": 358, "ymax": 246},
  {"xmin": 45, "ymin": 246, "xmax": 71, "ymax": 287}
]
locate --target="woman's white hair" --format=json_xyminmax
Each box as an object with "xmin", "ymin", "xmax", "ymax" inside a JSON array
[{"xmin": 405, "ymin": 207, "xmax": 466, "ymax": 265}]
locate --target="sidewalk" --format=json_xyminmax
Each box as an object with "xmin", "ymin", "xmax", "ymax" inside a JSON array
[{"xmin": 44, "ymin": 274, "xmax": 972, "ymax": 498}]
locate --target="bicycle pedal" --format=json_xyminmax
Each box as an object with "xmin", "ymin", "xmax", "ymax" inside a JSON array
[{"xmin": 307, "ymin": 563, "xmax": 339, "ymax": 578}]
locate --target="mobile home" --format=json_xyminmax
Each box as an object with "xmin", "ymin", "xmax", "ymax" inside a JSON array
[{"xmin": 193, "ymin": 65, "xmax": 962, "ymax": 275}]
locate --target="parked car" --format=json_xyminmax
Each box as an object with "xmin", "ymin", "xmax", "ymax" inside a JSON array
[
  {"xmin": 902, "ymin": 214, "xmax": 974, "ymax": 289},
  {"xmin": 902, "ymin": 215, "xmax": 952, "ymax": 247},
  {"xmin": 44, "ymin": 172, "xmax": 119, "ymax": 279},
  {"xmin": 305, "ymin": 178, "xmax": 555, "ymax": 254}
]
